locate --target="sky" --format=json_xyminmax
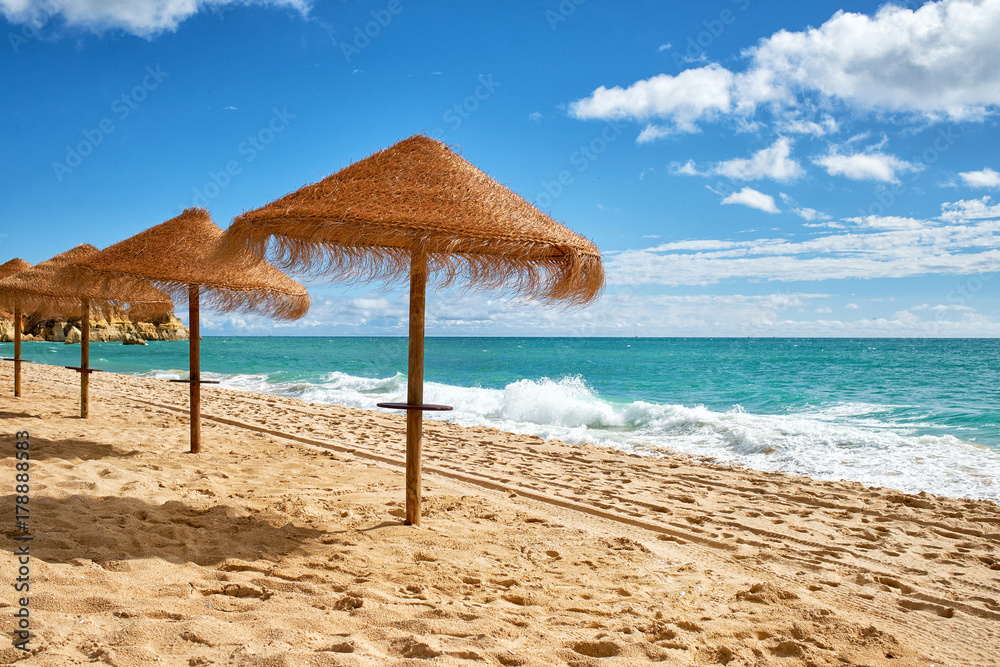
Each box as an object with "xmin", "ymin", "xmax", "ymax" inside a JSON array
[{"xmin": 2, "ymin": 0, "xmax": 1000, "ymax": 337}]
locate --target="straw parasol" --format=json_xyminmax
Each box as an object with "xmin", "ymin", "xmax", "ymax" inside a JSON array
[
  {"xmin": 217, "ymin": 134, "xmax": 605, "ymax": 525},
  {"xmin": 0, "ymin": 258, "xmax": 33, "ymax": 397},
  {"xmin": 0, "ymin": 245, "xmax": 174, "ymax": 416},
  {"xmin": 67, "ymin": 208, "xmax": 310, "ymax": 453}
]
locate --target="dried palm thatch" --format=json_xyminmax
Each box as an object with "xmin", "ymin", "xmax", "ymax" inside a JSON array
[
  {"xmin": 0, "ymin": 245, "xmax": 173, "ymax": 320},
  {"xmin": 0, "ymin": 258, "xmax": 31, "ymax": 282},
  {"xmin": 69, "ymin": 208, "xmax": 309, "ymax": 320},
  {"xmin": 218, "ymin": 134, "xmax": 604, "ymax": 305}
]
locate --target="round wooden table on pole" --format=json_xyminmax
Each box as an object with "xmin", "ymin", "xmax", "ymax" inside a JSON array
[
  {"xmin": 189, "ymin": 285, "xmax": 200, "ymax": 453},
  {"xmin": 80, "ymin": 298, "xmax": 89, "ymax": 418},
  {"xmin": 374, "ymin": 248, "xmax": 456, "ymax": 526},
  {"xmin": 13, "ymin": 304, "xmax": 22, "ymax": 397}
]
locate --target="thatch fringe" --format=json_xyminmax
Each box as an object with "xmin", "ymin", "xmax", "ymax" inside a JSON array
[
  {"xmin": 218, "ymin": 135, "xmax": 604, "ymax": 306},
  {"xmin": 67, "ymin": 208, "xmax": 310, "ymax": 321},
  {"xmin": 221, "ymin": 219, "xmax": 604, "ymax": 306},
  {"xmin": 0, "ymin": 245, "xmax": 173, "ymax": 320},
  {"xmin": 77, "ymin": 270, "xmax": 310, "ymax": 321}
]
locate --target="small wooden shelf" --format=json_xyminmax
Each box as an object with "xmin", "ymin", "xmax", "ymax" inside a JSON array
[{"xmin": 377, "ymin": 402, "xmax": 453, "ymax": 412}]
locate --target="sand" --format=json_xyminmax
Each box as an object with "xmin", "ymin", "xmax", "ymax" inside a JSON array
[{"xmin": 1, "ymin": 361, "xmax": 999, "ymax": 666}]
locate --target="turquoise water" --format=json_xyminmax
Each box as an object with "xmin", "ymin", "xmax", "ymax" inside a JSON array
[{"xmin": 5, "ymin": 337, "xmax": 999, "ymax": 502}]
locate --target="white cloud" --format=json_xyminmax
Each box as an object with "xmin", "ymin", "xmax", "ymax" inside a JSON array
[
  {"xmin": 636, "ymin": 124, "xmax": 676, "ymax": 142},
  {"xmin": 528, "ymin": 111, "xmax": 543, "ymax": 123},
  {"xmin": 940, "ymin": 196, "xmax": 1000, "ymax": 221},
  {"xmin": 569, "ymin": 0, "xmax": 1000, "ymax": 132},
  {"xmin": 747, "ymin": 0, "xmax": 1000, "ymax": 119},
  {"xmin": 802, "ymin": 220, "xmax": 844, "ymax": 229},
  {"xmin": 670, "ymin": 159, "xmax": 704, "ymax": 176},
  {"xmin": 913, "ymin": 303, "xmax": 975, "ymax": 312},
  {"xmin": 570, "ymin": 64, "xmax": 736, "ymax": 134},
  {"xmin": 845, "ymin": 303, "xmax": 860, "ymax": 310},
  {"xmin": 844, "ymin": 215, "xmax": 933, "ymax": 230},
  {"xmin": 674, "ymin": 138, "xmax": 804, "ymax": 182},
  {"xmin": 813, "ymin": 150, "xmax": 923, "ymax": 183},
  {"xmin": 720, "ymin": 187, "xmax": 780, "ymax": 213},
  {"xmin": 959, "ymin": 168, "xmax": 1000, "ymax": 188},
  {"xmin": 658, "ymin": 43, "xmax": 671, "ymax": 52},
  {"xmin": 777, "ymin": 115, "xmax": 839, "ymax": 136},
  {"xmin": 0, "ymin": 0, "xmax": 310, "ymax": 36},
  {"xmin": 793, "ymin": 208, "xmax": 830, "ymax": 222},
  {"xmin": 713, "ymin": 138, "xmax": 804, "ymax": 182},
  {"xmin": 605, "ymin": 215, "xmax": 1000, "ymax": 286}
]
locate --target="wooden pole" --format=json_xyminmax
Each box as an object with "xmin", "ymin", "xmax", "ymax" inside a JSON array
[
  {"xmin": 80, "ymin": 299, "xmax": 89, "ymax": 419},
  {"xmin": 405, "ymin": 248, "xmax": 427, "ymax": 526},
  {"xmin": 13, "ymin": 304, "xmax": 21, "ymax": 398},
  {"xmin": 189, "ymin": 285, "xmax": 201, "ymax": 454}
]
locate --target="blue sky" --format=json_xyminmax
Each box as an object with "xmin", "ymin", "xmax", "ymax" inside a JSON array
[{"xmin": 2, "ymin": 0, "xmax": 1000, "ymax": 336}]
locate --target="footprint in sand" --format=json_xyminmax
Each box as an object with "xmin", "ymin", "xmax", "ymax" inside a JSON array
[{"xmin": 567, "ymin": 640, "xmax": 622, "ymax": 658}]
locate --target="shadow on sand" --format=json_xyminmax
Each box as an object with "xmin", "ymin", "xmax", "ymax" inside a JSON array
[{"xmin": 0, "ymin": 493, "xmax": 326, "ymax": 567}]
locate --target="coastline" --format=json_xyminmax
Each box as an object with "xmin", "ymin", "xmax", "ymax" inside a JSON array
[
  {"xmin": 0, "ymin": 313, "xmax": 188, "ymax": 344},
  {"xmin": 1, "ymin": 361, "xmax": 998, "ymax": 665}
]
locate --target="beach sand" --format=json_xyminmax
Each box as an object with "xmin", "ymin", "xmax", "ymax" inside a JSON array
[{"xmin": 1, "ymin": 362, "xmax": 998, "ymax": 666}]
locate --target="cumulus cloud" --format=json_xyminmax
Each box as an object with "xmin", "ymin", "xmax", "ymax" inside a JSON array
[
  {"xmin": 812, "ymin": 149, "xmax": 923, "ymax": 182},
  {"xmin": 674, "ymin": 138, "xmax": 804, "ymax": 182},
  {"xmin": 0, "ymin": 0, "xmax": 310, "ymax": 36},
  {"xmin": 720, "ymin": 187, "xmax": 780, "ymax": 213},
  {"xmin": 569, "ymin": 64, "xmax": 737, "ymax": 134},
  {"xmin": 792, "ymin": 208, "xmax": 830, "ymax": 222},
  {"xmin": 670, "ymin": 160, "xmax": 703, "ymax": 176},
  {"xmin": 959, "ymin": 168, "xmax": 1000, "ymax": 188},
  {"xmin": 713, "ymin": 138, "xmax": 804, "ymax": 182},
  {"xmin": 747, "ymin": 0, "xmax": 1000, "ymax": 119},
  {"xmin": 940, "ymin": 196, "xmax": 1000, "ymax": 221},
  {"xmin": 569, "ymin": 0, "xmax": 1000, "ymax": 135}
]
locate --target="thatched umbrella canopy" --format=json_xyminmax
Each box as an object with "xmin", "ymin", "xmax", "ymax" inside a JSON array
[
  {"xmin": 0, "ymin": 245, "xmax": 174, "ymax": 415},
  {"xmin": 217, "ymin": 134, "xmax": 605, "ymax": 525},
  {"xmin": 0, "ymin": 258, "xmax": 33, "ymax": 397},
  {"xmin": 67, "ymin": 208, "xmax": 310, "ymax": 453},
  {"xmin": 0, "ymin": 258, "xmax": 31, "ymax": 281}
]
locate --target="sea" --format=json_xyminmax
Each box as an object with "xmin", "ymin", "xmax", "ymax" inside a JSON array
[{"xmin": 6, "ymin": 336, "xmax": 999, "ymax": 504}]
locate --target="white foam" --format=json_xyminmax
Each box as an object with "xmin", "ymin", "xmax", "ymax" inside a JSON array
[{"xmin": 148, "ymin": 368, "xmax": 1000, "ymax": 503}]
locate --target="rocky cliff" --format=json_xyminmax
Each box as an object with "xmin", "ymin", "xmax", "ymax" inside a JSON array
[{"xmin": 0, "ymin": 311, "xmax": 189, "ymax": 344}]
